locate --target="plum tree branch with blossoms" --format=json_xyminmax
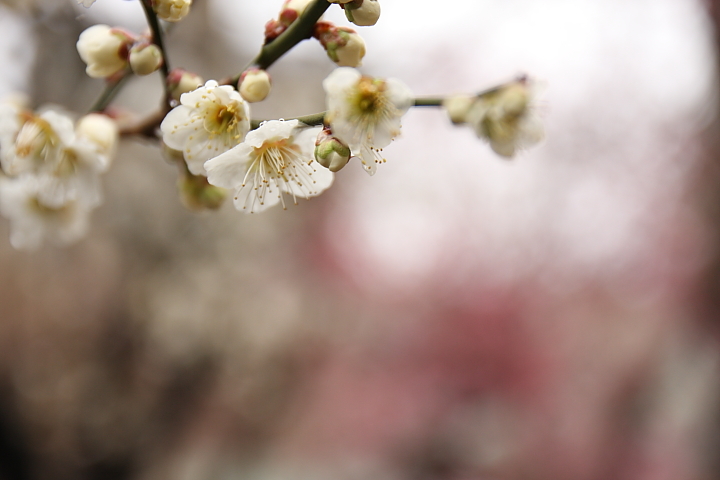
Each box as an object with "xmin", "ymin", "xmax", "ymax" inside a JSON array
[{"xmin": 0, "ymin": 0, "xmax": 545, "ymax": 249}]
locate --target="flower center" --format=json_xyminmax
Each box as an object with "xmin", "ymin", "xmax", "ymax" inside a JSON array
[
  {"xmin": 15, "ymin": 116, "xmax": 57, "ymax": 160},
  {"xmin": 353, "ymin": 77, "xmax": 387, "ymax": 115},
  {"xmin": 251, "ymin": 138, "xmax": 298, "ymax": 177},
  {"xmin": 54, "ymin": 149, "xmax": 79, "ymax": 177},
  {"xmin": 205, "ymin": 101, "xmax": 244, "ymax": 139}
]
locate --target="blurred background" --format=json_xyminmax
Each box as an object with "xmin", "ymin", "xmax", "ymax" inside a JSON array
[{"xmin": 1, "ymin": 0, "xmax": 720, "ymax": 479}]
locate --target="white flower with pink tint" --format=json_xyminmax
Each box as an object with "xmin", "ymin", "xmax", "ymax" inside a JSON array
[{"xmin": 161, "ymin": 80, "xmax": 250, "ymax": 176}]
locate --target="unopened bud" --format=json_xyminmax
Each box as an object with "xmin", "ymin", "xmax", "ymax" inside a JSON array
[
  {"xmin": 315, "ymin": 128, "xmax": 351, "ymax": 172},
  {"xmin": 239, "ymin": 69, "xmax": 271, "ymax": 103},
  {"xmin": 179, "ymin": 172, "xmax": 227, "ymax": 211},
  {"xmin": 76, "ymin": 113, "xmax": 119, "ymax": 165},
  {"xmin": 314, "ymin": 23, "xmax": 366, "ymax": 67},
  {"xmin": 335, "ymin": 31, "xmax": 365, "ymax": 67},
  {"xmin": 284, "ymin": 0, "xmax": 313, "ymax": 16},
  {"xmin": 153, "ymin": 0, "xmax": 192, "ymax": 22},
  {"xmin": 344, "ymin": 0, "xmax": 381, "ymax": 26},
  {"xmin": 167, "ymin": 68, "xmax": 204, "ymax": 103},
  {"xmin": 129, "ymin": 43, "xmax": 163, "ymax": 76},
  {"xmin": 76, "ymin": 24, "xmax": 135, "ymax": 79}
]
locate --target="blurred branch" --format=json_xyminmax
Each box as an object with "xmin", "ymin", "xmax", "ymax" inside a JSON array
[
  {"xmin": 88, "ymin": 72, "xmax": 131, "ymax": 113},
  {"xmin": 414, "ymin": 98, "xmax": 444, "ymax": 107}
]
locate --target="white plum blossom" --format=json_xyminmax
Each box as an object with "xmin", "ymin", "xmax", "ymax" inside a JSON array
[
  {"xmin": 464, "ymin": 78, "xmax": 544, "ymax": 157},
  {"xmin": 0, "ymin": 98, "xmax": 26, "ymax": 171},
  {"xmin": 161, "ymin": 80, "xmax": 251, "ymax": 176},
  {"xmin": 323, "ymin": 67, "xmax": 412, "ymax": 175},
  {"xmin": 0, "ymin": 176, "xmax": 92, "ymax": 250},
  {"xmin": 0, "ymin": 108, "xmax": 115, "ymax": 208},
  {"xmin": 204, "ymin": 120, "xmax": 333, "ymax": 213},
  {"xmin": 8, "ymin": 110, "xmax": 75, "ymax": 175}
]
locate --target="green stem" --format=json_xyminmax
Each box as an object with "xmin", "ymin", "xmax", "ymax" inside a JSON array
[
  {"xmin": 250, "ymin": 111, "xmax": 326, "ymax": 130},
  {"xmin": 413, "ymin": 97, "xmax": 444, "ymax": 107},
  {"xmin": 88, "ymin": 72, "xmax": 131, "ymax": 113},
  {"xmin": 139, "ymin": 0, "xmax": 172, "ymax": 105},
  {"xmin": 232, "ymin": 0, "xmax": 331, "ymax": 85}
]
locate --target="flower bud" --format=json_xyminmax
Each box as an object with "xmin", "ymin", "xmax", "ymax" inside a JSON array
[
  {"xmin": 315, "ymin": 23, "xmax": 366, "ymax": 67},
  {"xmin": 335, "ymin": 31, "xmax": 365, "ymax": 67},
  {"xmin": 128, "ymin": 43, "xmax": 163, "ymax": 76},
  {"xmin": 239, "ymin": 69, "xmax": 271, "ymax": 103},
  {"xmin": 76, "ymin": 24, "xmax": 134, "ymax": 79},
  {"xmin": 179, "ymin": 172, "xmax": 227, "ymax": 211},
  {"xmin": 284, "ymin": 0, "xmax": 313, "ymax": 16},
  {"xmin": 167, "ymin": 68, "xmax": 204, "ymax": 103},
  {"xmin": 344, "ymin": 0, "xmax": 381, "ymax": 27},
  {"xmin": 76, "ymin": 113, "xmax": 119, "ymax": 161},
  {"xmin": 314, "ymin": 128, "xmax": 351, "ymax": 172},
  {"xmin": 153, "ymin": 0, "xmax": 192, "ymax": 23}
]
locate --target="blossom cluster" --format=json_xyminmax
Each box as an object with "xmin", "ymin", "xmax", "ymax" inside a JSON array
[
  {"xmin": 0, "ymin": 100, "xmax": 118, "ymax": 249},
  {"xmin": 0, "ymin": 0, "xmax": 544, "ymax": 249}
]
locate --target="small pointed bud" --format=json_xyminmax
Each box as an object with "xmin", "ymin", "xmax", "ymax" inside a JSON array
[
  {"xmin": 76, "ymin": 113, "xmax": 119, "ymax": 159},
  {"xmin": 344, "ymin": 0, "xmax": 381, "ymax": 27},
  {"xmin": 314, "ymin": 127, "xmax": 351, "ymax": 172},
  {"xmin": 128, "ymin": 43, "xmax": 163, "ymax": 76},
  {"xmin": 167, "ymin": 68, "xmax": 204, "ymax": 103},
  {"xmin": 239, "ymin": 69, "xmax": 271, "ymax": 103},
  {"xmin": 153, "ymin": 0, "xmax": 192, "ymax": 22},
  {"xmin": 179, "ymin": 172, "xmax": 227, "ymax": 211},
  {"xmin": 443, "ymin": 95, "xmax": 475, "ymax": 124},
  {"xmin": 76, "ymin": 25, "xmax": 135, "ymax": 79}
]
